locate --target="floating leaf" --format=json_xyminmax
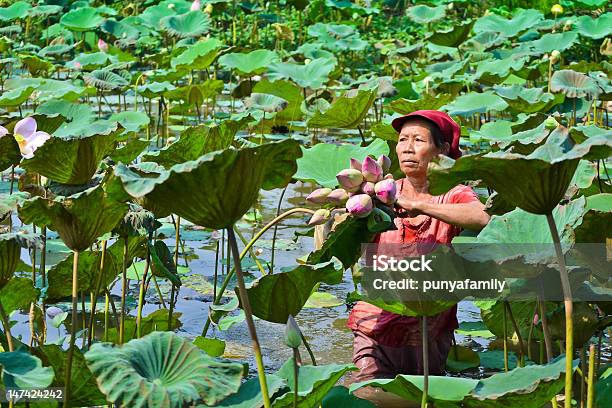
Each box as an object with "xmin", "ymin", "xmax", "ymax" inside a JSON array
[
  {"xmin": 447, "ymin": 345, "xmax": 481, "ymax": 373},
  {"xmin": 219, "ymin": 49, "xmax": 279, "ymax": 75},
  {"xmin": 218, "ymin": 374, "xmax": 287, "ymax": 407},
  {"xmin": 575, "ymin": 13, "xmax": 612, "ymax": 39}
]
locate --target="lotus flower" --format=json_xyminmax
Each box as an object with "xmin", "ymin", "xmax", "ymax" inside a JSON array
[
  {"xmin": 46, "ymin": 306, "xmax": 64, "ymax": 318},
  {"xmin": 13, "ymin": 117, "xmax": 51, "ymax": 160},
  {"xmin": 336, "ymin": 169, "xmax": 363, "ymax": 192},
  {"xmin": 377, "ymin": 155, "xmax": 391, "ymax": 173},
  {"xmin": 346, "ymin": 194, "xmax": 373, "ymax": 218},
  {"xmin": 374, "ymin": 179, "xmax": 397, "ymax": 205},
  {"xmin": 350, "ymin": 158, "xmax": 362, "ymax": 171},
  {"xmin": 327, "ymin": 188, "xmax": 349, "ymax": 205},
  {"xmin": 97, "ymin": 38, "xmax": 108, "ymax": 53},
  {"xmin": 0, "ymin": 125, "xmax": 7, "ymax": 138},
  {"xmin": 308, "ymin": 208, "xmax": 331, "ymax": 226},
  {"xmin": 550, "ymin": 49, "xmax": 561, "ymax": 64},
  {"xmin": 551, "ymin": 4, "xmax": 563, "ymax": 15},
  {"xmin": 362, "ymin": 156, "xmax": 382, "ymax": 183},
  {"xmin": 306, "ymin": 187, "xmax": 332, "ymax": 204},
  {"xmin": 73, "ymin": 61, "xmax": 82, "ymax": 70},
  {"xmin": 191, "ymin": 0, "xmax": 202, "ymax": 11},
  {"xmin": 361, "ymin": 181, "xmax": 375, "ymax": 196}
]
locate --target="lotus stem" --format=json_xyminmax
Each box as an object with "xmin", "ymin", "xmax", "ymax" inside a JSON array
[
  {"xmin": 270, "ymin": 186, "xmax": 288, "ymax": 273},
  {"xmin": 421, "ymin": 316, "xmax": 429, "ymax": 408},
  {"xmin": 88, "ymin": 240, "xmax": 107, "ymax": 347},
  {"xmin": 545, "ymin": 212, "xmax": 574, "ymax": 408},
  {"xmin": 539, "ymin": 296, "xmax": 554, "ymax": 362},
  {"xmin": 168, "ymin": 216, "xmax": 181, "ymax": 330},
  {"xmin": 581, "ymin": 347, "xmax": 586, "ymax": 407},
  {"xmin": 213, "ymin": 240, "xmax": 219, "ymax": 300},
  {"xmin": 0, "ymin": 301, "xmax": 14, "ymax": 352},
  {"xmin": 293, "ymin": 348, "xmax": 299, "ymax": 408},
  {"xmin": 201, "ymin": 208, "xmax": 315, "ymax": 337},
  {"xmin": 136, "ymin": 247, "xmax": 151, "ymax": 339},
  {"xmin": 64, "ymin": 250, "xmax": 79, "ymax": 408},
  {"xmin": 119, "ymin": 238, "xmax": 129, "ymax": 345},
  {"xmin": 300, "ymin": 331, "xmax": 317, "ymax": 366},
  {"xmin": 506, "ymin": 302, "xmax": 526, "ymax": 367},
  {"xmin": 527, "ymin": 302, "xmax": 537, "ymax": 362},
  {"xmin": 235, "ymin": 227, "xmax": 266, "ymax": 276},
  {"xmin": 503, "ymin": 303, "xmax": 509, "ymax": 372},
  {"xmin": 227, "ymin": 226, "xmax": 271, "ymax": 408},
  {"xmin": 587, "ymin": 344, "xmax": 595, "ymax": 408},
  {"xmin": 152, "ymin": 275, "xmax": 167, "ymax": 309},
  {"xmin": 103, "ymin": 293, "xmax": 109, "ymax": 342}
]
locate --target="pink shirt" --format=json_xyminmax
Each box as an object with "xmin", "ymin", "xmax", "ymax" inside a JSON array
[{"xmin": 347, "ymin": 181, "xmax": 481, "ymax": 347}]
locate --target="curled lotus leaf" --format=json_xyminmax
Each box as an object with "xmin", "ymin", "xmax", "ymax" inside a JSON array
[
  {"xmin": 550, "ymin": 70, "xmax": 601, "ymax": 99},
  {"xmin": 427, "ymin": 21, "xmax": 475, "ymax": 48},
  {"xmin": 218, "ymin": 49, "xmax": 279, "ymax": 75},
  {"xmin": 267, "ymin": 57, "xmax": 337, "ymax": 89},
  {"xmin": 244, "ymin": 93, "xmax": 289, "ymax": 113},
  {"xmin": 59, "ymin": 7, "xmax": 104, "ymax": 32},
  {"xmin": 161, "ymin": 11, "xmax": 211, "ymax": 39},
  {"xmin": 0, "ymin": 132, "xmax": 20, "ymax": 171},
  {"xmin": 0, "ymin": 232, "xmax": 39, "ymax": 287},
  {"xmin": 307, "ymin": 89, "xmax": 377, "ymax": 129},
  {"xmin": 84, "ymin": 331, "xmax": 243, "ymax": 407},
  {"xmin": 406, "ymin": 5, "xmax": 445, "ymax": 24},
  {"xmin": 84, "ymin": 69, "xmax": 129, "ymax": 91}
]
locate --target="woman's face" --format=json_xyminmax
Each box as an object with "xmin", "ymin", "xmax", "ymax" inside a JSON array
[{"xmin": 396, "ymin": 118, "xmax": 445, "ymax": 177}]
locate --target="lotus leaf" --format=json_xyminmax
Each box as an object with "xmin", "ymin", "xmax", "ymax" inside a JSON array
[
  {"xmin": 0, "ymin": 133, "xmax": 20, "ymax": 171},
  {"xmin": 322, "ymin": 386, "xmax": 376, "ymax": 407},
  {"xmin": 0, "ymin": 232, "xmax": 39, "ymax": 287},
  {"xmin": 0, "ymin": 277, "xmax": 38, "ymax": 316},
  {"xmin": 253, "ymin": 79, "xmax": 304, "ymax": 122},
  {"xmin": 493, "ymin": 85, "xmax": 562, "ymax": 114},
  {"xmin": 442, "ymin": 91, "xmax": 509, "ymax": 116},
  {"xmin": 474, "ymin": 9, "xmax": 543, "ymax": 38},
  {"xmin": 84, "ymin": 69, "xmax": 129, "ymax": 90},
  {"xmin": 218, "ymin": 374, "xmax": 287, "ymax": 407},
  {"xmin": 529, "ymin": 32, "xmax": 578, "ymax": 54},
  {"xmin": 267, "ymin": 58, "xmax": 336, "ymax": 89},
  {"xmin": 551, "ymin": 70, "xmax": 601, "ymax": 99},
  {"xmin": 0, "ymin": 1, "xmax": 31, "ymax": 22},
  {"xmin": 307, "ymin": 89, "xmax": 377, "ymax": 128},
  {"xmin": 245, "ymin": 93, "xmax": 289, "ymax": 113},
  {"xmin": 0, "ymin": 350, "xmax": 54, "ymax": 390},
  {"xmin": 427, "ymin": 21, "xmax": 475, "ymax": 48},
  {"xmin": 575, "ymin": 13, "xmax": 612, "ymax": 40},
  {"xmin": 219, "ymin": 49, "xmax": 279, "ymax": 75},
  {"xmin": 85, "ymin": 331, "xmax": 244, "ymax": 407},
  {"xmin": 0, "ymin": 85, "xmax": 35, "ymax": 107},
  {"xmin": 446, "ymin": 345, "xmax": 481, "ymax": 373},
  {"xmin": 101, "ymin": 19, "xmax": 140, "ymax": 40},
  {"xmin": 60, "ymin": 7, "xmax": 104, "ymax": 32},
  {"xmin": 391, "ymin": 94, "xmax": 453, "ymax": 115},
  {"xmin": 162, "ymin": 11, "xmax": 211, "ymax": 39},
  {"xmin": 171, "ymin": 38, "xmax": 222, "ymax": 70},
  {"xmin": 407, "ymin": 5, "xmax": 445, "ymax": 24}
]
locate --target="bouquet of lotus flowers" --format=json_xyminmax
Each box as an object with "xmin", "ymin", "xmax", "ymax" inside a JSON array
[{"xmin": 306, "ymin": 155, "xmax": 397, "ymax": 233}]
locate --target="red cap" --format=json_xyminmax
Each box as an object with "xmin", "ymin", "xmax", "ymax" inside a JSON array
[{"xmin": 391, "ymin": 110, "xmax": 462, "ymax": 159}]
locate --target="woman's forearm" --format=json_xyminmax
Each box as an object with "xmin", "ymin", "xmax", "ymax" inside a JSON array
[{"xmin": 416, "ymin": 201, "xmax": 490, "ymax": 231}]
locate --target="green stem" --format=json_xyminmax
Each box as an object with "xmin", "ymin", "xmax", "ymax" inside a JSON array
[
  {"xmin": 103, "ymin": 293, "xmax": 109, "ymax": 342},
  {"xmin": 227, "ymin": 227, "xmax": 271, "ymax": 408},
  {"xmin": 270, "ymin": 186, "xmax": 288, "ymax": 273},
  {"xmin": 503, "ymin": 303, "xmax": 509, "ymax": 372},
  {"xmin": 421, "ymin": 316, "xmax": 429, "ymax": 408},
  {"xmin": 119, "ymin": 239, "xmax": 128, "ymax": 344},
  {"xmin": 506, "ymin": 302, "xmax": 526, "ymax": 367},
  {"xmin": 545, "ymin": 213, "xmax": 574, "ymax": 408},
  {"xmin": 587, "ymin": 344, "xmax": 595, "ymax": 408},
  {"xmin": 300, "ymin": 331, "xmax": 317, "ymax": 366},
  {"xmin": 293, "ymin": 348, "xmax": 299, "ymax": 408},
  {"xmin": 88, "ymin": 240, "xmax": 107, "ymax": 347},
  {"xmin": 168, "ymin": 216, "xmax": 181, "ymax": 330},
  {"xmin": 63, "ymin": 250, "xmax": 79, "ymax": 408},
  {"xmin": 0, "ymin": 301, "xmax": 14, "ymax": 352},
  {"xmin": 136, "ymin": 248, "xmax": 151, "ymax": 339},
  {"xmin": 235, "ymin": 227, "xmax": 266, "ymax": 276}
]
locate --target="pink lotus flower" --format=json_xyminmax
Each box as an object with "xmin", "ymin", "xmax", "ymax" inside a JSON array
[
  {"xmin": 308, "ymin": 208, "xmax": 331, "ymax": 226},
  {"xmin": 336, "ymin": 168, "xmax": 363, "ymax": 192},
  {"xmin": 306, "ymin": 187, "xmax": 332, "ymax": 204},
  {"xmin": 377, "ymin": 154, "xmax": 391, "ymax": 173},
  {"xmin": 13, "ymin": 117, "xmax": 51, "ymax": 159},
  {"xmin": 374, "ymin": 179, "xmax": 397, "ymax": 205},
  {"xmin": 191, "ymin": 0, "xmax": 202, "ymax": 11},
  {"xmin": 361, "ymin": 181, "xmax": 375, "ymax": 196},
  {"xmin": 74, "ymin": 62, "xmax": 82, "ymax": 70},
  {"xmin": 327, "ymin": 188, "xmax": 349, "ymax": 205},
  {"xmin": 362, "ymin": 156, "xmax": 382, "ymax": 183},
  {"xmin": 0, "ymin": 125, "xmax": 7, "ymax": 138},
  {"xmin": 350, "ymin": 158, "xmax": 362, "ymax": 171},
  {"xmin": 98, "ymin": 38, "xmax": 108, "ymax": 53},
  {"xmin": 346, "ymin": 194, "xmax": 373, "ymax": 218}
]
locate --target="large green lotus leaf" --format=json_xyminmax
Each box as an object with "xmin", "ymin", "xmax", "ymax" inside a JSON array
[
  {"xmin": 348, "ymin": 290, "xmax": 457, "ymax": 318},
  {"xmin": 273, "ymin": 359, "xmax": 357, "ymax": 408},
  {"xmin": 68, "ymin": 52, "xmax": 115, "ymax": 70},
  {"xmin": 529, "ymin": 32, "xmax": 578, "ymax": 54},
  {"xmin": 307, "ymin": 23, "xmax": 367, "ymax": 52},
  {"xmin": 219, "ymin": 49, "xmax": 279, "ymax": 75},
  {"xmin": 307, "ymin": 89, "xmax": 376, "ymax": 129},
  {"xmin": 139, "ymin": 4, "xmax": 177, "ymax": 28},
  {"xmin": 322, "ymin": 386, "xmax": 376, "ymax": 407},
  {"xmin": 0, "ymin": 1, "xmax": 31, "ymax": 22},
  {"xmin": 480, "ymin": 301, "xmax": 541, "ymax": 340},
  {"xmin": 0, "ymin": 350, "xmax": 54, "ymax": 389},
  {"xmin": 245, "ymin": 93, "xmax": 288, "ymax": 113},
  {"xmin": 446, "ymin": 345, "xmax": 481, "ymax": 373},
  {"xmin": 0, "ymin": 233, "xmax": 26, "ymax": 286},
  {"xmin": 242, "ymin": 259, "xmax": 343, "ymax": 323},
  {"xmin": 493, "ymin": 85, "xmax": 563, "ymax": 114},
  {"xmin": 110, "ymin": 111, "xmax": 150, "ymax": 133},
  {"xmin": 390, "ymin": 94, "xmax": 454, "ymax": 115},
  {"xmin": 137, "ymin": 81, "xmax": 176, "ymax": 99},
  {"xmin": 19, "ymin": 185, "xmax": 128, "ymax": 251},
  {"xmin": 253, "ymin": 79, "xmax": 304, "ymax": 123},
  {"xmin": 442, "ymin": 91, "xmax": 509, "ymax": 116},
  {"xmin": 84, "ymin": 69, "xmax": 129, "ymax": 91},
  {"xmin": 406, "ymin": 4, "xmax": 445, "ymax": 24},
  {"xmin": 101, "ymin": 18, "xmax": 140, "ymax": 40},
  {"xmin": 574, "ymin": 193, "xmax": 612, "ymax": 243},
  {"xmin": 551, "ymin": 70, "xmax": 601, "ymax": 99},
  {"xmin": 217, "ymin": 374, "xmax": 287, "ymax": 407},
  {"xmin": 474, "ymin": 9, "xmax": 543, "ymax": 38},
  {"xmin": 474, "ymin": 57, "xmax": 529, "ymax": 85},
  {"xmin": 0, "ymin": 277, "xmax": 38, "ymax": 315},
  {"xmin": 60, "ymin": 7, "xmax": 104, "ymax": 32},
  {"xmin": 0, "ymin": 134, "xmax": 20, "ymax": 171},
  {"xmin": 171, "ymin": 38, "xmax": 222, "ymax": 70},
  {"xmin": 33, "ymin": 344, "xmax": 106, "ymax": 406},
  {"xmin": 0, "ymin": 85, "xmax": 35, "ymax": 106},
  {"xmin": 349, "ymin": 375, "xmax": 477, "ymax": 407},
  {"xmin": 267, "ymin": 58, "xmax": 336, "ymax": 89},
  {"xmin": 464, "ymin": 356, "xmax": 579, "ymax": 407},
  {"xmin": 294, "ymin": 138, "xmax": 388, "ymax": 188},
  {"xmin": 575, "ymin": 13, "xmax": 612, "ymax": 39},
  {"xmin": 161, "ymin": 11, "xmax": 211, "ymax": 39},
  {"xmin": 113, "ymin": 140, "xmax": 301, "ymax": 229},
  {"xmin": 0, "ymin": 192, "xmax": 29, "ymax": 222},
  {"xmin": 142, "ymin": 118, "xmax": 248, "ymax": 168},
  {"xmin": 427, "ymin": 21, "xmax": 474, "ymax": 47},
  {"xmin": 595, "ymin": 366, "xmax": 611, "ymax": 408},
  {"xmin": 20, "ymin": 125, "xmax": 121, "ymax": 184},
  {"xmin": 85, "ymin": 331, "xmax": 243, "ymax": 407},
  {"xmin": 428, "ymin": 128, "xmax": 611, "ymax": 214}
]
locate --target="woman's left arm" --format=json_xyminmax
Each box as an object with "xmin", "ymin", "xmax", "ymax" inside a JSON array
[{"xmin": 397, "ymin": 198, "xmax": 490, "ymax": 231}]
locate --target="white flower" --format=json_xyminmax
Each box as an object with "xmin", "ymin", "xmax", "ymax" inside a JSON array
[{"xmin": 13, "ymin": 117, "xmax": 51, "ymax": 159}]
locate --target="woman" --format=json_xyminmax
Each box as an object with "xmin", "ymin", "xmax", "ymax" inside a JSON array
[{"xmin": 347, "ymin": 110, "xmax": 490, "ymax": 381}]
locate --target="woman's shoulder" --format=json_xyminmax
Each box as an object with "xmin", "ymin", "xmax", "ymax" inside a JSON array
[{"xmin": 438, "ymin": 183, "xmax": 479, "ymax": 204}]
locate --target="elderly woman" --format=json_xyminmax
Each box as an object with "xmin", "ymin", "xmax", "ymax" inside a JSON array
[{"xmin": 347, "ymin": 110, "xmax": 490, "ymax": 381}]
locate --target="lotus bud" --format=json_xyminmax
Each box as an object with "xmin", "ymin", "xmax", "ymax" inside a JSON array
[
  {"xmin": 377, "ymin": 154, "xmax": 391, "ymax": 173},
  {"xmin": 304, "ymin": 58, "xmax": 311, "ymax": 65},
  {"xmin": 74, "ymin": 62, "xmax": 82, "ymax": 70},
  {"xmin": 367, "ymin": 207, "xmax": 393, "ymax": 233},
  {"xmin": 285, "ymin": 315, "xmax": 303, "ymax": 348},
  {"xmin": 447, "ymin": 2, "xmax": 454, "ymax": 10},
  {"xmin": 550, "ymin": 50, "xmax": 561, "ymax": 64},
  {"xmin": 384, "ymin": 173, "xmax": 394, "ymax": 180},
  {"xmin": 46, "ymin": 306, "xmax": 64, "ymax": 318},
  {"xmin": 308, "ymin": 208, "xmax": 331, "ymax": 226},
  {"xmin": 97, "ymin": 38, "xmax": 108, "ymax": 53},
  {"xmin": 551, "ymin": 4, "xmax": 563, "ymax": 15},
  {"xmin": 327, "ymin": 188, "xmax": 349, "ymax": 205},
  {"xmin": 361, "ymin": 181, "xmax": 375, "ymax": 196},
  {"xmin": 346, "ymin": 194, "xmax": 373, "ymax": 218},
  {"xmin": 362, "ymin": 156, "xmax": 382, "ymax": 183},
  {"xmin": 204, "ymin": 3, "xmax": 213, "ymax": 13},
  {"xmin": 374, "ymin": 179, "xmax": 397, "ymax": 205},
  {"xmin": 336, "ymin": 169, "xmax": 363, "ymax": 192},
  {"xmin": 544, "ymin": 116, "xmax": 559, "ymax": 130},
  {"xmin": 306, "ymin": 187, "xmax": 332, "ymax": 204},
  {"xmin": 350, "ymin": 158, "xmax": 362, "ymax": 171},
  {"xmin": 190, "ymin": 0, "xmax": 202, "ymax": 11}
]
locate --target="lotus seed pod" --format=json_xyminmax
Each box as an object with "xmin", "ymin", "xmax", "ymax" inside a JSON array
[
  {"xmin": 327, "ymin": 188, "xmax": 349, "ymax": 205},
  {"xmin": 306, "ymin": 188, "xmax": 333, "ymax": 204},
  {"xmin": 374, "ymin": 179, "xmax": 397, "ymax": 205},
  {"xmin": 350, "ymin": 158, "xmax": 362, "ymax": 171},
  {"xmin": 308, "ymin": 209, "xmax": 331, "ymax": 226},
  {"xmin": 346, "ymin": 194, "xmax": 373, "ymax": 218},
  {"xmin": 544, "ymin": 116, "xmax": 559, "ymax": 130},
  {"xmin": 46, "ymin": 306, "xmax": 64, "ymax": 318},
  {"xmin": 336, "ymin": 168, "xmax": 364, "ymax": 191},
  {"xmin": 377, "ymin": 154, "xmax": 392, "ymax": 173},
  {"xmin": 367, "ymin": 207, "xmax": 394, "ymax": 233},
  {"xmin": 361, "ymin": 181, "xmax": 376, "ymax": 196},
  {"xmin": 550, "ymin": 50, "xmax": 561, "ymax": 64},
  {"xmin": 285, "ymin": 315, "xmax": 303, "ymax": 348},
  {"xmin": 362, "ymin": 156, "xmax": 382, "ymax": 183},
  {"xmin": 384, "ymin": 173, "xmax": 394, "ymax": 180}
]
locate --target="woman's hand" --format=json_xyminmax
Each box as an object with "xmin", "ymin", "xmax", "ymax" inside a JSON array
[{"xmin": 394, "ymin": 196, "xmax": 424, "ymax": 217}]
